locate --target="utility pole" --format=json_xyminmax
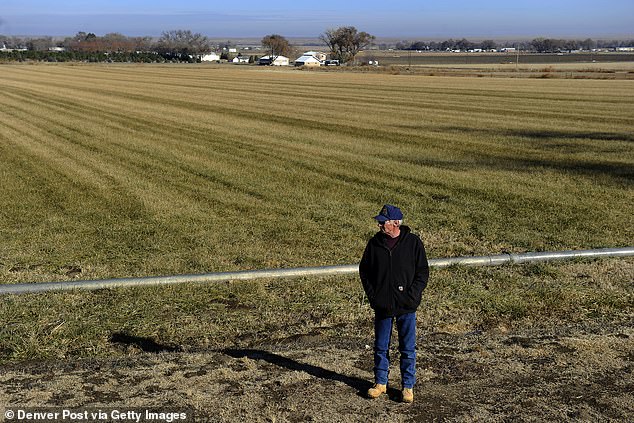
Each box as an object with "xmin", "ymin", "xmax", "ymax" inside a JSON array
[{"xmin": 516, "ymin": 43, "xmax": 520, "ymax": 72}]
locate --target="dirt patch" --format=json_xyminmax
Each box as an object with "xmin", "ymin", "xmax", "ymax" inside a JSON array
[{"xmin": 1, "ymin": 319, "xmax": 632, "ymax": 422}]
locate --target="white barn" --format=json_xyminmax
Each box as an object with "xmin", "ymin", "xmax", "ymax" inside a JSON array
[
  {"xmin": 294, "ymin": 55, "xmax": 321, "ymax": 67},
  {"xmin": 258, "ymin": 55, "xmax": 290, "ymax": 66},
  {"xmin": 200, "ymin": 53, "xmax": 221, "ymax": 62},
  {"xmin": 302, "ymin": 51, "xmax": 327, "ymax": 62}
]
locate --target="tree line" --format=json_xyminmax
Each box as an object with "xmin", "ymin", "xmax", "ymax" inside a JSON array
[
  {"xmin": 0, "ymin": 27, "xmax": 375, "ymax": 64},
  {"xmin": 394, "ymin": 37, "xmax": 634, "ymax": 52},
  {"xmin": 0, "ymin": 26, "xmax": 375, "ymax": 63},
  {"xmin": 2, "ymin": 29, "xmax": 633, "ymax": 64},
  {"xmin": 1, "ymin": 30, "xmax": 212, "ymax": 62}
]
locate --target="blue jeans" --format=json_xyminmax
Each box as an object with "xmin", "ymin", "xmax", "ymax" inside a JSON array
[{"xmin": 373, "ymin": 312, "xmax": 416, "ymax": 389}]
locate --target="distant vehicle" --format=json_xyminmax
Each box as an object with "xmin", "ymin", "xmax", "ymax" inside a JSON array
[{"xmin": 324, "ymin": 60, "xmax": 340, "ymax": 66}]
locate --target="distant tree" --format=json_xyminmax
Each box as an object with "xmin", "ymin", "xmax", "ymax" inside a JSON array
[
  {"xmin": 412, "ymin": 41, "xmax": 428, "ymax": 51},
  {"xmin": 65, "ymin": 32, "xmax": 102, "ymax": 52},
  {"xmin": 598, "ymin": 39, "xmax": 621, "ymax": 49},
  {"xmin": 562, "ymin": 39, "xmax": 579, "ymax": 52},
  {"xmin": 531, "ymin": 38, "xmax": 565, "ymax": 53},
  {"xmin": 319, "ymin": 26, "xmax": 375, "ymax": 64},
  {"xmin": 219, "ymin": 40, "xmax": 233, "ymax": 50},
  {"xmin": 133, "ymin": 36, "xmax": 154, "ymax": 53},
  {"xmin": 156, "ymin": 30, "xmax": 210, "ymax": 60},
  {"xmin": 439, "ymin": 38, "xmax": 456, "ymax": 51},
  {"xmin": 480, "ymin": 40, "xmax": 498, "ymax": 51},
  {"xmin": 26, "ymin": 37, "xmax": 53, "ymax": 51},
  {"xmin": 580, "ymin": 38, "xmax": 596, "ymax": 51},
  {"xmin": 454, "ymin": 38, "xmax": 473, "ymax": 51},
  {"xmin": 261, "ymin": 34, "xmax": 291, "ymax": 63},
  {"xmin": 531, "ymin": 38, "xmax": 547, "ymax": 52},
  {"xmin": 395, "ymin": 40, "xmax": 409, "ymax": 50},
  {"xmin": 394, "ymin": 40, "xmax": 428, "ymax": 51},
  {"xmin": 518, "ymin": 40, "xmax": 533, "ymax": 51},
  {"xmin": 102, "ymin": 33, "xmax": 129, "ymax": 52},
  {"xmin": 8, "ymin": 36, "xmax": 27, "ymax": 49}
]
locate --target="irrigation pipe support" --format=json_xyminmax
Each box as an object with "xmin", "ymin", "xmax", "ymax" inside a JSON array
[{"xmin": 1, "ymin": 247, "xmax": 633, "ymax": 296}]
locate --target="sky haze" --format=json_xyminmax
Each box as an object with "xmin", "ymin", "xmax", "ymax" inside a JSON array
[{"xmin": 1, "ymin": 0, "xmax": 632, "ymax": 39}]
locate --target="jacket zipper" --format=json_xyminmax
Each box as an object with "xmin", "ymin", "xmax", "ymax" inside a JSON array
[
  {"xmin": 386, "ymin": 233, "xmax": 406, "ymax": 314},
  {"xmin": 385, "ymin": 246, "xmax": 394, "ymax": 314},
  {"xmin": 379, "ymin": 231, "xmax": 407, "ymax": 314}
]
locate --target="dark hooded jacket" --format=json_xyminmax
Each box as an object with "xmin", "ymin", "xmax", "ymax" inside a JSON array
[{"xmin": 359, "ymin": 225, "xmax": 429, "ymax": 316}]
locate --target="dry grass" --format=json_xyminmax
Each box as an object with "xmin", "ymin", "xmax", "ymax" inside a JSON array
[{"xmin": 1, "ymin": 263, "xmax": 632, "ymax": 421}]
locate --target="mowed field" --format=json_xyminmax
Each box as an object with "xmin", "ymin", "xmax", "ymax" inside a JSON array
[
  {"xmin": 1, "ymin": 64, "xmax": 632, "ymax": 282},
  {"xmin": 1, "ymin": 64, "xmax": 633, "ymax": 421}
]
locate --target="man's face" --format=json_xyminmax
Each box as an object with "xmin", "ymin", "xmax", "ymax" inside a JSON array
[{"xmin": 378, "ymin": 220, "xmax": 399, "ymax": 238}]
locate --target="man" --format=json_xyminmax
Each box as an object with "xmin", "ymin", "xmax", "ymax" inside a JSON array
[{"xmin": 359, "ymin": 204, "xmax": 429, "ymax": 403}]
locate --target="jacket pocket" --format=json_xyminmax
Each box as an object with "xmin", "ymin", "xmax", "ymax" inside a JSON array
[{"xmin": 395, "ymin": 284, "xmax": 420, "ymax": 310}]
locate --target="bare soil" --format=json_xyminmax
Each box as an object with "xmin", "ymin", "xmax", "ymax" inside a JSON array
[{"xmin": 1, "ymin": 318, "xmax": 632, "ymax": 422}]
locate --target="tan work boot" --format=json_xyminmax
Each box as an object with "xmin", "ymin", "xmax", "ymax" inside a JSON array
[
  {"xmin": 367, "ymin": 383, "xmax": 387, "ymax": 399},
  {"xmin": 402, "ymin": 388, "xmax": 414, "ymax": 403}
]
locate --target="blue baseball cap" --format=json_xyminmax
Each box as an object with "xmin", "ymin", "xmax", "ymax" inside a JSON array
[{"xmin": 374, "ymin": 204, "xmax": 403, "ymax": 222}]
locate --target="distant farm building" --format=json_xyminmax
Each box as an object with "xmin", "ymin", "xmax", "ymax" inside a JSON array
[
  {"xmin": 258, "ymin": 55, "xmax": 290, "ymax": 66},
  {"xmin": 302, "ymin": 51, "xmax": 327, "ymax": 62},
  {"xmin": 294, "ymin": 51, "xmax": 329, "ymax": 66},
  {"xmin": 232, "ymin": 55, "xmax": 250, "ymax": 64},
  {"xmin": 294, "ymin": 55, "xmax": 321, "ymax": 67},
  {"xmin": 200, "ymin": 53, "xmax": 221, "ymax": 62},
  {"xmin": 1, "ymin": 44, "xmax": 27, "ymax": 52}
]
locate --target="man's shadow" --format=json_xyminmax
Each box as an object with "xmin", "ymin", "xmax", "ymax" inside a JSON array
[
  {"xmin": 224, "ymin": 348, "xmax": 400, "ymax": 400},
  {"xmin": 109, "ymin": 332, "xmax": 181, "ymax": 353}
]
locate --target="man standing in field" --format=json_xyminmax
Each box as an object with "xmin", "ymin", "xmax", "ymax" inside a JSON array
[{"xmin": 359, "ymin": 204, "xmax": 429, "ymax": 403}]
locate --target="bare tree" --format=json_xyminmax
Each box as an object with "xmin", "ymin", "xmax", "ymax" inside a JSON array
[
  {"xmin": 156, "ymin": 30, "xmax": 211, "ymax": 60},
  {"xmin": 261, "ymin": 34, "xmax": 291, "ymax": 64},
  {"xmin": 319, "ymin": 26, "xmax": 375, "ymax": 64},
  {"xmin": 319, "ymin": 28, "xmax": 339, "ymax": 57},
  {"xmin": 480, "ymin": 40, "xmax": 498, "ymax": 51},
  {"xmin": 580, "ymin": 38, "xmax": 596, "ymax": 51},
  {"xmin": 27, "ymin": 37, "xmax": 53, "ymax": 51},
  {"xmin": 102, "ymin": 33, "xmax": 130, "ymax": 52}
]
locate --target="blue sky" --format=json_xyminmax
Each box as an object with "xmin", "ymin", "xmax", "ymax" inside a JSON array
[{"xmin": 1, "ymin": 0, "xmax": 632, "ymax": 38}]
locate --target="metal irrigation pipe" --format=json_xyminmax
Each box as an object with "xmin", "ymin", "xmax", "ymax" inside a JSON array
[{"xmin": 1, "ymin": 247, "xmax": 633, "ymax": 296}]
